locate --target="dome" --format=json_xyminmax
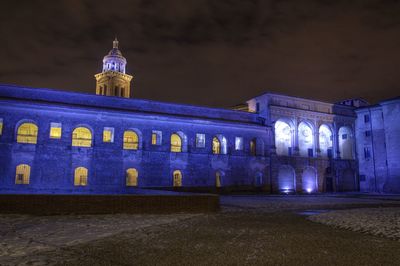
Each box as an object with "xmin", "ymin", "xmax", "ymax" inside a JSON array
[{"xmin": 102, "ymin": 38, "xmax": 127, "ymax": 74}]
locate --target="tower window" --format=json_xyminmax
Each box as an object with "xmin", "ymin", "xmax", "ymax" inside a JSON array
[
  {"xmin": 152, "ymin": 130, "xmax": 162, "ymax": 145},
  {"xmin": 15, "ymin": 164, "xmax": 30, "ymax": 185},
  {"xmin": 196, "ymin": 133, "xmax": 205, "ymax": 148},
  {"xmin": 103, "ymin": 127, "xmax": 114, "ymax": 143},
  {"xmin": 365, "ymin": 130, "xmax": 371, "ymax": 137},
  {"xmin": 17, "ymin": 122, "xmax": 38, "ymax": 144},
  {"xmin": 49, "ymin": 122, "xmax": 62, "ymax": 139}
]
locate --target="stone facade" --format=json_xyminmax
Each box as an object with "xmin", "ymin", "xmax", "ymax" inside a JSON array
[
  {"xmin": 355, "ymin": 97, "xmax": 400, "ymax": 193},
  {"xmin": 2, "ymin": 39, "xmax": 397, "ymax": 195},
  {"xmin": 247, "ymin": 93, "xmax": 359, "ymax": 193}
]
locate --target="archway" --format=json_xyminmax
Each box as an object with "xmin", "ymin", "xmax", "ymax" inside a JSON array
[
  {"xmin": 298, "ymin": 122, "xmax": 314, "ymax": 157},
  {"xmin": 278, "ymin": 165, "xmax": 295, "ymax": 192},
  {"xmin": 275, "ymin": 120, "xmax": 292, "ymax": 156},
  {"xmin": 302, "ymin": 167, "xmax": 317, "ymax": 193},
  {"xmin": 319, "ymin": 124, "xmax": 333, "ymax": 158}
]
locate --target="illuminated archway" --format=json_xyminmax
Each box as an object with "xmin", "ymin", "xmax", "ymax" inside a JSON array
[
  {"xmin": 274, "ymin": 120, "xmax": 292, "ymax": 156},
  {"xmin": 17, "ymin": 122, "xmax": 38, "ymax": 144},
  {"xmin": 126, "ymin": 168, "xmax": 138, "ymax": 186},
  {"xmin": 278, "ymin": 165, "xmax": 295, "ymax": 192},
  {"xmin": 339, "ymin": 126, "xmax": 354, "ymax": 159},
  {"xmin": 72, "ymin": 127, "xmax": 92, "ymax": 147},
  {"xmin": 319, "ymin": 124, "xmax": 333, "ymax": 158},
  {"xmin": 123, "ymin": 130, "xmax": 139, "ymax": 150},
  {"xmin": 74, "ymin": 167, "xmax": 88, "ymax": 186},
  {"xmin": 15, "ymin": 164, "xmax": 31, "ymax": 184},
  {"xmin": 173, "ymin": 170, "xmax": 182, "ymax": 187},
  {"xmin": 298, "ymin": 122, "xmax": 314, "ymax": 157},
  {"xmin": 302, "ymin": 167, "xmax": 317, "ymax": 193}
]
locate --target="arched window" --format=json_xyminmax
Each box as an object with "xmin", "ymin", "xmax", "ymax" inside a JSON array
[
  {"xmin": 250, "ymin": 139, "xmax": 256, "ymax": 156},
  {"xmin": 173, "ymin": 170, "xmax": 182, "ymax": 187},
  {"xmin": 319, "ymin": 125, "xmax": 333, "ymax": 158},
  {"xmin": 212, "ymin": 137, "xmax": 221, "ymax": 154},
  {"xmin": 17, "ymin": 122, "xmax": 38, "ymax": 144},
  {"xmin": 15, "ymin": 164, "xmax": 30, "ymax": 184},
  {"xmin": 170, "ymin": 133, "xmax": 182, "ymax": 152},
  {"xmin": 72, "ymin": 127, "xmax": 92, "ymax": 147},
  {"xmin": 74, "ymin": 167, "xmax": 88, "ymax": 186},
  {"xmin": 339, "ymin": 126, "xmax": 354, "ymax": 160},
  {"xmin": 126, "ymin": 168, "xmax": 138, "ymax": 186},
  {"xmin": 275, "ymin": 120, "xmax": 292, "ymax": 156},
  {"xmin": 298, "ymin": 122, "xmax": 314, "ymax": 157},
  {"xmin": 216, "ymin": 171, "xmax": 222, "ymax": 188},
  {"xmin": 213, "ymin": 135, "xmax": 227, "ymax": 155},
  {"xmin": 123, "ymin": 130, "xmax": 139, "ymax": 150}
]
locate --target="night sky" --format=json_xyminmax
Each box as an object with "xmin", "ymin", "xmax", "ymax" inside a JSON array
[{"xmin": 1, "ymin": 0, "xmax": 399, "ymax": 107}]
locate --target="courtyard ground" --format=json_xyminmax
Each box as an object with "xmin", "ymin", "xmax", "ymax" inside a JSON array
[{"xmin": 1, "ymin": 193, "xmax": 400, "ymax": 265}]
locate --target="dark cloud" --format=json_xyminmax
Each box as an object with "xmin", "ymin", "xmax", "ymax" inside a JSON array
[{"xmin": 0, "ymin": 0, "xmax": 399, "ymax": 107}]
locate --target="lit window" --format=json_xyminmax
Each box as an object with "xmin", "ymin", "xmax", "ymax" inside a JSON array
[
  {"xmin": 152, "ymin": 130, "xmax": 162, "ymax": 145},
  {"xmin": 74, "ymin": 167, "xmax": 88, "ymax": 186},
  {"xmin": 171, "ymin": 133, "xmax": 182, "ymax": 152},
  {"xmin": 212, "ymin": 137, "xmax": 221, "ymax": 154},
  {"xmin": 250, "ymin": 139, "xmax": 256, "ymax": 156},
  {"xmin": 196, "ymin": 133, "xmax": 205, "ymax": 148},
  {"xmin": 173, "ymin": 170, "xmax": 182, "ymax": 187},
  {"xmin": 126, "ymin": 168, "xmax": 138, "ymax": 186},
  {"xmin": 0, "ymin": 118, "xmax": 3, "ymax": 135},
  {"xmin": 17, "ymin": 122, "xmax": 38, "ymax": 144},
  {"xmin": 15, "ymin": 164, "xmax": 30, "ymax": 185},
  {"xmin": 216, "ymin": 171, "xmax": 221, "ymax": 188},
  {"xmin": 103, "ymin": 127, "xmax": 114, "ymax": 143},
  {"xmin": 49, "ymin": 122, "xmax": 62, "ymax": 139},
  {"xmin": 123, "ymin": 130, "xmax": 139, "ymax": 150},
  {"xmin": 235, "ymin": 137, "xmax": 243, "ymax": 151},
  {"xmin": 72, "ymin": 127, "xmax": 92, "ymax": 147}
]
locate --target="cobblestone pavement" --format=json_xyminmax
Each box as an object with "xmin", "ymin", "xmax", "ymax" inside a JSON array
[{"xmin": 1, "ymin": 194, "xmax": 400, "ymax": 265}]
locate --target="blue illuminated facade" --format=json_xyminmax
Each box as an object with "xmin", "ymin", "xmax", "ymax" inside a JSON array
[
  {"xmin": 2, "ymin": 40, "xmax": 396, "ymax": 195},
  {"xmin": 0, "ymin": 85, "xmax": 269, "ymax": 194}
]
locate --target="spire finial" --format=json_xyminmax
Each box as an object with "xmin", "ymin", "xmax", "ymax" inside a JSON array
[{"xmin": 113, "ymin": 37, "xmax": 119, "ymax": 49}]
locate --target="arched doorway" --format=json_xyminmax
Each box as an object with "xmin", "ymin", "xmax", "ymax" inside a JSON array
[
  {"xmin": 319, "ymin": 124, "xmax": 333, "ymax": 158},
  {"xmin": 302, "ymin": 167, "xmax": 317, "ymax": 193},
  {"xmin": 278, "ymin": 165, "xmax": 295, "ymax": 193}
]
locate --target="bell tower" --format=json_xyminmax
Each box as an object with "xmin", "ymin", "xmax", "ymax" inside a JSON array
[{"xmin": 95, "ymin": 38, "xmax": 133, "ymax": 98}]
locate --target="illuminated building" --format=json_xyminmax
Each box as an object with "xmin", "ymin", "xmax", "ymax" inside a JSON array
[
  {"xmin": 355, "ymin": 97, "xmax": 400, "ymax": 193},
  {"xmin": 0, "ymin": 39, "xmax": 398, "ymax": 194}
]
